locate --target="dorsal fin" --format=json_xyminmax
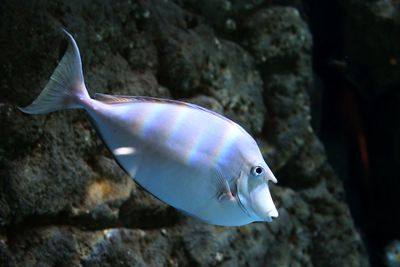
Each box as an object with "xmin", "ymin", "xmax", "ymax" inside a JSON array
[
  {"xmin": 94, "ymin": 93, "xmax": 138, "ymax": 104},
  {"xmin": 94, "ymin": 93, "xmax": 248, "ymax": 134},
  {"xmin": 95, "ymin": 93, "xmax": 193, "ymax": 105}
]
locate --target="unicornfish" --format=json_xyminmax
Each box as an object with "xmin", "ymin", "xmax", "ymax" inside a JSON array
[{"xmin": 20, "ymin": 30, "xmax": 279, "ymax": 226}]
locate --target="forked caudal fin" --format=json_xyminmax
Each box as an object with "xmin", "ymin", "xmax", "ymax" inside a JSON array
[{"xmin": 19, "ymin": 30, "xmax": 90, "ymax": 114}]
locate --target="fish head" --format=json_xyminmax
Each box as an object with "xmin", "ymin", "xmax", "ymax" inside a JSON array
[{"xmin": 236, "ymin": 162, "xmax": 278, "ymax": 223}]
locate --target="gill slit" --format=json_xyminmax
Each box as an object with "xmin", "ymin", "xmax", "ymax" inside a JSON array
[{"xmin": 235, "ymin": 171, "xmax": 251, "ymax": 217}]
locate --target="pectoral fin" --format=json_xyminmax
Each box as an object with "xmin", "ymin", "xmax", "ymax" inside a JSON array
[{"xmin": 214, "ymin": 169, "xmax": 235, "ymax": 202}]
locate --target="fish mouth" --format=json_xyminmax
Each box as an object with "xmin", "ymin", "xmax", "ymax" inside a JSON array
[
  {"xmin": 268, "ymin": 209, "xmax": 279, "ymax": 218},
  {"xmin": 265, "ymin": 209, "xmax": 279, "ymax": 222},
  {"xmin": 257, "ymin": 209, "xmax": 278, "ymax": 222}
]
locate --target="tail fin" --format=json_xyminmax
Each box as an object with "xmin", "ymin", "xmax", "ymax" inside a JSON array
[{"xmin": 19, "ymin": 30, "xmax": 90, "ymax": 114}]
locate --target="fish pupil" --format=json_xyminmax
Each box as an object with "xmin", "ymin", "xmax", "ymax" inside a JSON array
[{"xmin": 252, "ymin": 166, "xmax": 263, "ymax": 176}]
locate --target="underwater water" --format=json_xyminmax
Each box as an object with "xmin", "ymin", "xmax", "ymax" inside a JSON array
[{"xmin": 0, "ymin": 0, "xmax": 399, "ymax": 266}]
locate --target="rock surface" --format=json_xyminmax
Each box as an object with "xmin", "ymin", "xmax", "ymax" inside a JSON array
[{"xmin": 0, "ymin": 0, "xmax": 368, "ymax": 266}]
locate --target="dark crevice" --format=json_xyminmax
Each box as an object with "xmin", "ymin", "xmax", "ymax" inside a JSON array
[
  {"xmin": 3, "ymin": 204, "xmax": 181, "ymax": 246},
  {"xmin": 307, "ymin": 0, "xmax": 399, "ymax": 266}
]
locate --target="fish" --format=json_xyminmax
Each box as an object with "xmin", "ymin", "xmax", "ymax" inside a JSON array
[
  {"xmin": 20, "ymin": 30, "xmax": 279, "ymax": 226},
  {"xmin": 385, "ymin": 240, "xmax": 400, "ymax": 267}
]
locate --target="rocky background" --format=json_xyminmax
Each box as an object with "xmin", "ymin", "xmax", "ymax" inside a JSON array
[{"xmin": 1, "ymin": 0, "xmax": 398, "ymax": 266}]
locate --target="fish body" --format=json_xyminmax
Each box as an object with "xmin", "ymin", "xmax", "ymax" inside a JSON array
[{"xmin": 20, "ymin": 30, "xmax": 278, "ymax": 226}]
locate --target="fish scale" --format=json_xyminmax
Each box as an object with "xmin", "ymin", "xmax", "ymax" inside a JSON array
[{"xmin": 19, "ymin": 30, "xmax": 279, "ymax": 226}]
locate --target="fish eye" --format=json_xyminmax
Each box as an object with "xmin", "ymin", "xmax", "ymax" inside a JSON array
[{"xmin": 251, "ymin": 166, "xmax": 264, "ymax": 176}]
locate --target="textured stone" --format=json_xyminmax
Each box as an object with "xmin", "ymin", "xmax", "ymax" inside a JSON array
[
  {"xmin": 242, "ymin": 7, "xmax": 312, "ymax": 65},
  {"xmin": 183, "ymin": 0, "xmax": 261, "ymax": 28}
]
